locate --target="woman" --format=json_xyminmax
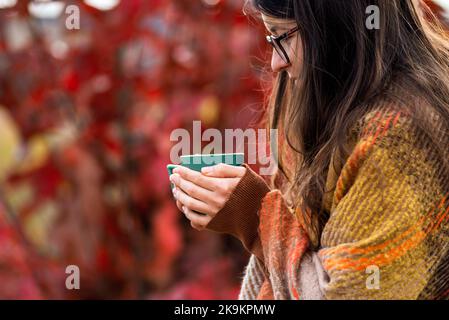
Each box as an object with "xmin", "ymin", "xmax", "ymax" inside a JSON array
[{"xmin": 169, "ymin": 0, "xmax": 449, "ymax": 299}]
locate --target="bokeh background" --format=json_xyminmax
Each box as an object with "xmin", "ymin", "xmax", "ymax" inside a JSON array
[{"xmin": 0, "ymin": 0, "xmax": 448, "ymax": 299}]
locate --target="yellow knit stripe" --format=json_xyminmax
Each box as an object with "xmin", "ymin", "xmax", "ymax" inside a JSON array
[
  {"xmin": 330, "ymin": 111, "xmax": 411, "ymax": 244},
  {"xmin": 322, "ymin": 195, "xmax": 448, "ymax": 258},
  {"xmin": 334, "ymin": 110, "xmax": 402, "ymax": 204},
  {"xmin": 320, "ymin": 190, "xmax": 448, "ymax": 271},
  {"xmin": 321, "ymin": 229, "xmax": 427, "ymax": 271}
]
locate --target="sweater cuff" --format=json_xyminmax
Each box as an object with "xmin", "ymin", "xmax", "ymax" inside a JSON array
[{"xmin": 205, "ymin": 163, "xmax": 271, "ymax": 262}]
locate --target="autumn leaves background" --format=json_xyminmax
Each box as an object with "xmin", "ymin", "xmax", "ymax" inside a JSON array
[{"xmin": 0, "ymin": 0, "xmax": 447, "ymax": 299}]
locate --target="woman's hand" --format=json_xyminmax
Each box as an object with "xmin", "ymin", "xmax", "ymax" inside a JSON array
[{"xmin": 169, "ymin": 163, "xmax": 246, "ymax": 231}]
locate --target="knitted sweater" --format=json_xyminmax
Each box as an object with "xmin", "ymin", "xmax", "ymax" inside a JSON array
[{"xmin": 205, "ymin": 90, "xmax": 449, "ymax": 300}]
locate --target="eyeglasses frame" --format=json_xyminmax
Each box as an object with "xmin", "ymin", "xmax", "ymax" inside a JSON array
[{"xmin": 266, "ymin": 25, "xmax": 300, "ymax": 65}]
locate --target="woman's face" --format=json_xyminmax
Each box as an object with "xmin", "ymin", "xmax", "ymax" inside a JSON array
[{"xmin": 261, "ymin": 14, "xmax": 303, "ymax": 79}]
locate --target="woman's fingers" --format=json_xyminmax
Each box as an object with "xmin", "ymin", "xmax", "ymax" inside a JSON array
[
  {"xmin": 172, "ymin": 188, "xmax": 183, "ymax": 210},
  {"xmin": 173, "ymin": 192, "xmax": 209, "ymax": 229},
  {"xmin": 172, "ymin": 166, "xmax": 217, "ymax": 191},
  {"xmin": 201, "ymin": 163, "xmax": 246, "ymax": 178},
  {"xmin": 182, "ymin": 206, "xmax": 211, "ymax": 231},
  {"xmin": 170, "ymin": 164, "xmax": 248, "ymax": 231},
  {"xmin": 173, "ymin": 164, "xmax": 246, "ymax": 189},
  {"xmin": 173, "ymin": 186, "xmax": 215, "ymax": 215},
  {"xmin": 170, "ymin": 173, "xmax": 220, "ymax": 207}
]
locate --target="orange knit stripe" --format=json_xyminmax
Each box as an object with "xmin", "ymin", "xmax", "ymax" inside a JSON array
[
  {"xmin": 291, "ymin": 285, "xmax": 300, "ymax": 300},
  {"xmin": 392, "ymin": 111, "xmax": 401, "ymax": 127},
  {"xmin": 345, "ymin": 140, "xmax": 370, "ymax": 176},
  {"xmin": 380, "ymin": 114, "xmax": 394, "ymax": 137},
  {"xmin": 334, "ymin": 110, "xmax": 403, "ymax": 215},
  {"xmin": 423, "ymin": 195, "xmax": 447, "ymax": 234},
  {"xmin": 334, "ymin": 140, "xmax": 373, "ymax": 203},
  {"xmin": 288, "ymin": 237, "xmax": 307, "ymax": 300},
  {"xmin": 427, "ymin": 204, "xmax": 449, "ymax": 234},
  {"xmin": 321, "ymin": 194, "xmax": 447, "ymax": 258},
  {"xmin": 322, "ymin": 214, "xmax": 424, "ymax": 258},
  {"xmin": 363, "ymin": 111, "xmax": 383, "ymax": 137},
  {"xmin": 334, "ymin": 136, "xmax": 384, "ymax": 203},
  {"xmin": 257, "ymin": 280, "xmax": 274, "ymax": 300},
  {"xmin": 361, "ymin": 109, "xmax": 402, "ymax": 139},
  {"xmin": 320, "ymin": 209, "xmax": 425, "ymax": 258},
  {"xmin": 323, "ymin": 229, "xmax": 427, "ymax": 271},
  {"xmin": 322, "ymin": 195, "xmax": 448, "ymax": 271},
  {"xmin": 334, "ymin": 176, "xmax": 345, "ymax": 203},
  {"xmin": 371, "ymin": 117, "xmax": 388, "ymax": 144},
  {"xmin": 379, "ymin": 111, "xmax": 401, "ymax": 136},
  {"xmin": 372, "ymin": 110, "xmax": 403, "ymax": 142}
]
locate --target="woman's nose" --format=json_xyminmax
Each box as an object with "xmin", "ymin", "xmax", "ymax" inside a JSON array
[{"xmin": 271, "ymin": 50, "xmax": 290, "ymax": 73}]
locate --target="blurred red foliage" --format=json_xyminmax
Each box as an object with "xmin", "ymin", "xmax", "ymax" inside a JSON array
[{"xmin": 0, "ymin": 0, "xmax": 267, "ymax": 299}]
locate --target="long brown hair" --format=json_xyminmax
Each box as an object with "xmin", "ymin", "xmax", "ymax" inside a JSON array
[{"xmin": 246, "ymin": 0, "xmax": 449, "ymax": 248}]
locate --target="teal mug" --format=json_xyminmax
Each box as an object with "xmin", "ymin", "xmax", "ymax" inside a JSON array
[{"xmin": 167, "ymin": 153, "xmax": 244, "ymax": 189}]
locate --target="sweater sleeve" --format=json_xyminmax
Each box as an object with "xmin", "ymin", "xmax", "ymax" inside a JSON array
[{"xmin": 205, "ymin": 163, "xmax": 270, "ymax": 262}]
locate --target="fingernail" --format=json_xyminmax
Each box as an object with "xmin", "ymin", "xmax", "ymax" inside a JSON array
[
  {"xmin": 201, "ymin": 166, "xmax": 212, "ymax": 174},
  {"xmin": 182, "ymin": 206, "xmax": 186, "ymax": 213}
]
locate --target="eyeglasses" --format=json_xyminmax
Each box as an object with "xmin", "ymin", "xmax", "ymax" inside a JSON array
[{"xmin": 266, "ymin": 26, "xmax": 300, "ymax": 65}]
